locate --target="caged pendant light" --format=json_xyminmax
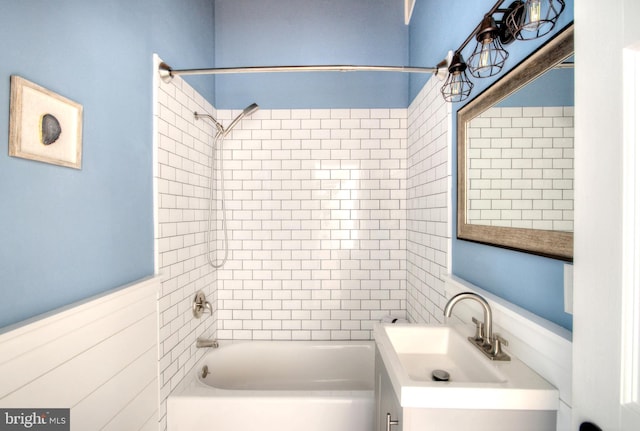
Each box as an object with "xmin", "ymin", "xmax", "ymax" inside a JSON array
[
  {"xmin": 440, "ymin": 52, "xmax": 474, "ymax": 103},
  {"xmin": 467, "ymin": 15, "xmax": 510, "ymax": 78},
  {"xmin": 506, "ymin": 0, "xmax": 566, "ymax": 40},
  {"xmin": 439, "ymin": 0, "xmax": 567, "ymax": 102}
]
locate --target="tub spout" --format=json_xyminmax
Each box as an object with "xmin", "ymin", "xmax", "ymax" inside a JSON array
[{"xmin": 196, "ymin": 337, "xmax": 219, "ymax": 348}]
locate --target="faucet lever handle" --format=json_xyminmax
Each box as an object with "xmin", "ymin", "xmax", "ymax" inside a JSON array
[
  {"xmin": 193, "ymin": 291, "xmax": 212, "ymax": 319},
  {"xmin": 489, "ymin": 333, "xmax": 511, "ymax": 361},
  {"xmin": 471, "ymin": 316, "xmax": 484, "ymax": 342},
  {"xmin": 494, "ymin": 333, "xmax": 508, "ymax": 346}
]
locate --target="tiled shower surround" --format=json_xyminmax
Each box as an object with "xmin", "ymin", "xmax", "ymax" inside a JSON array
[
  {"xmin": 406, "ymin": 77, "xmax": 452, "ymax": 324},
  {"xmin": 214, "ymin": 108, "xmax": 408, "ymax": 340},
  {"xmin": 155, "ymin": 73, "xmax": 450, "ymax": 428},
  {"xmin": 155, "ymin": 74, "xmax": 218, "ymax": 429}
]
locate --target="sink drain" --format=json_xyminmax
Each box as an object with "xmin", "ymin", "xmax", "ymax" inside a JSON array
[{"xmin": 431, "ymin": 369, "xmax": 450, "ymax": 382}]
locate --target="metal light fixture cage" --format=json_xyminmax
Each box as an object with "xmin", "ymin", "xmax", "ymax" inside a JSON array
[
  {"xmin": 506, "ymin": 0, "xmax": 566, "ymax": 41},
  {"xmin": 468, "ymin": 15, "xmax": 510, "ymax": 78},
  {"xmin": 440, "ymin": 52, "xmax": 474, "ymax": 103}
]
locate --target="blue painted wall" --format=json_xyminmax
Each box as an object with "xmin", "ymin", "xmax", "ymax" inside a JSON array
[
  {"xmin": 213, "ymin": 0, "xmax": 409, "ymax": 109},
  {"xmin": 0, "ymin": 0, "xmax": 215, "ymax": 329},
  {"xmin": 409, "ymin": 0, "xmax": 574, "ymax": 330},
  {"xmin": 0, "ymin": 0, "xmax": 575, "ymax": 331}
]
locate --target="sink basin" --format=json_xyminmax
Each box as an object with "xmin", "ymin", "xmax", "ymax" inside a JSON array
[
  {"xmin": 373, "ymin": 323, "xmax": 558, "ymax": 410},
  {"xmin": 384, "ymin": 325, "xmax": 505, "ymax": 383}
]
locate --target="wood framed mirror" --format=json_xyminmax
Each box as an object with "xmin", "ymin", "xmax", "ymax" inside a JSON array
[{"xmin": 457, "ymin": 24, "xmax": 574, "ymax": 261}]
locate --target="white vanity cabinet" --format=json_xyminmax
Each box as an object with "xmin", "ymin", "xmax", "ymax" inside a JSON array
[
  {"xmin": 375, "ymin": 348, "xmax": 402, "ymax": 431},
  {"xmin": 374, "ymin": 345, "xmax": 557, "ymax": 431}
]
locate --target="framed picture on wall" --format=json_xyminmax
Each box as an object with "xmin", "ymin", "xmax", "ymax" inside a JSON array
[{"xmin": 9, "ymin": 76, "xmax": 83, "ymax": 169}]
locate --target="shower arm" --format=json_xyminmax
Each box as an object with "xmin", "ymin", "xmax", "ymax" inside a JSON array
[
  {"xmin": 159, "ymin": 62, "xmax": 438, "ymax": 83},
  {"xmin": 194, "ymin": 113, "xmax": 224, "ymax": 133}
]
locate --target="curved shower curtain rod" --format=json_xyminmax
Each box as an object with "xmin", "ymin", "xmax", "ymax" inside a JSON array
[{"xmin": 158, "ymin": 62, "xmax": 441, "ymax": 83}]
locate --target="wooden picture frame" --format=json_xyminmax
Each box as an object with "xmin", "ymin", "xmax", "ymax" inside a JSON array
[{"xmin": 9, "ymin": 76, "xmax": 83, "ymax": 169}]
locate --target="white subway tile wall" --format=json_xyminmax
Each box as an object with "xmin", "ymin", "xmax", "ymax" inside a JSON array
[
  {"xmin": 156, "ymin": 75, "xmax": 218, "ymax": 431},
  {"xmin": 406, "ymin": 76, "xmax": 452, "ymax": 323},
  {"xmin": 214, "ymin": 107, "xmax": 408, "ymax": 340},
  {"xmin": 155, "ymin": 72, "xmax": 448, "ymax": 429},
  {"xmin": 467, "ymin": 106, "xmax": 574, "ymax": 231}
]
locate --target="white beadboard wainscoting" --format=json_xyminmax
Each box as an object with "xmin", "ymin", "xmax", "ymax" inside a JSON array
[
  {"xmin": 442, "ymin": 274, "xmax": 572, "ymax": 431},
  {"xmin": 0, "ymin": 276, "xmax": 160, "ymax": 431}
]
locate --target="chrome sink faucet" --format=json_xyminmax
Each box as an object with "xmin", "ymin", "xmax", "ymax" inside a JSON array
[
  {"xmin": 444, "ymin": 292, "xmax": 493, "ymax": 344},
  {"xmin": 444, "ymin": 292, "xmax": 510, "ymax": 361}
]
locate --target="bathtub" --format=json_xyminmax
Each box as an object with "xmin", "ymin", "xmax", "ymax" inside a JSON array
[{"xmin": 167, "ymin": 340, "xmax": 375, "ymax": 431}]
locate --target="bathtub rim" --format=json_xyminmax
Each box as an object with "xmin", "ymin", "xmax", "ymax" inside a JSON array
[{"xmin": 170, "ymin": 339, "xmax": 375, "ymax": 399}]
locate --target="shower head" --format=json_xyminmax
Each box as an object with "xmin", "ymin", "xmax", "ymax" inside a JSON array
[
  {"xmin": 194, "ymin": 103, "xmax": 260, "ymax": 138},
  {"xmin": 242, "ymin": 103, "xmax": 259, "ymax": 116},
  {"xmin": 223, "ymin": 103, "xmax": 260, "ymax": 137}
]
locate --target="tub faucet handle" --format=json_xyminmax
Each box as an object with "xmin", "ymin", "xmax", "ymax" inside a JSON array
[{"xmin": 193, "ymin": 291, "xmax": 212, "ymax": 319}]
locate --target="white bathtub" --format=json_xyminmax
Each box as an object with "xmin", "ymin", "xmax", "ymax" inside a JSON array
[{"xmin": 167, "ymin": 340, "xmax": 375, "ymax": 431}]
